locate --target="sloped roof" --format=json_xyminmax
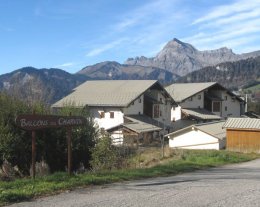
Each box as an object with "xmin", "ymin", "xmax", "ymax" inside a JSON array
[
  {"xmin": 107, "ymin": 115, "xmax": 163, "ymax": 134},
  {"xmin": 52, "ymin": 80, "xmax": 161, "ymax": 108},
  {"xmin": 223, "ymin": 118, "xmax": 260, "ymax": 130},
  {"xmin": 196, "ymin": 121, "xmax": 226, "ymax": 140},
  {"xmin": 123, "ymin": 115, "xmax": 162, "ymax": 133},
  {"xmin": 165, "ymin": 82, "xmax": 216, "ymax": 102},
  {"xmin": 182, "ymin": 108, "xmax": 222, "ymax": 120},
  {"xmin": 166, "ymin": 121, "xmax": 226, "ymax": 140}
]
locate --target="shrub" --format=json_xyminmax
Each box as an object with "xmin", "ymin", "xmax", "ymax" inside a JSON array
[{"xmin": 90, "ymin": 135, "xmax": 119, "ymax": 171}]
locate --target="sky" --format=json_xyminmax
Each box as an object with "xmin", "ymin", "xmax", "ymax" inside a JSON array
[{"xmin": 1, "ymin": 0, "xmax": 260, "ymax": 75}]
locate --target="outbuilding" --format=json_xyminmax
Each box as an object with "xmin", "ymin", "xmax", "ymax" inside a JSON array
[
  {"xmin": 166, "ymin": 121, "xmax": 226, "ymax": 150},
  {"xmin": 223, "ymin": 118, "xmax": 260, "ymax": 153}
]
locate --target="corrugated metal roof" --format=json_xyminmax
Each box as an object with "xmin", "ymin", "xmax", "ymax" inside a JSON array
[
  {"xmin": 223, "ymin": 118, "xmax": 260, "ymax": 130},
  {"xmin": 166, "ymin": 121, "xmax": 226, "ymax": 140},
  {"xmin": 123, "ymin": 115, "xmax": 163, "ymax": 133},
  {"xmin": 165, "ymin": 82, "xmax": 216, "ymax": 102},
  {"xmin": 52, "ymin": 80, "xmax": 158, "ymax": 107},
  {"xmin": 182, "ymin": 108, "xmax": 222, "ymax": 120}
]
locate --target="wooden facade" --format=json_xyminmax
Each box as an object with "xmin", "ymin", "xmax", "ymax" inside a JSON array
[{"xmin": 226, "ymin": 129, "xmax": 260, "ymax": 153}]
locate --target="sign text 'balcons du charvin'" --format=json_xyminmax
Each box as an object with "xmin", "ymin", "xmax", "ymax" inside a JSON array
[{"xmin": 16, "ymin": 114, "xmax": 86, "ymax": 130}]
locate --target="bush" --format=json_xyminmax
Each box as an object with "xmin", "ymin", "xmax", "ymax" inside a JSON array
[{"xmin": 90, "ymin": 135, "xmax": 119, "ymax": 171}]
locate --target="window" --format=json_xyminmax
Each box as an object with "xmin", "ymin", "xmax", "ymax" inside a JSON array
[
  {"xmin": 110, "ymin": 112, "xmax": 114, "ymax": 118},
  {"xmin": 139, "ymin": 98, "xmax": 142, "ymax": 103},
  {"xmin": 100, "ymin": 111, "xmax": 105, "ymax": 118},
  {"xmin": 198, "ymin": 94, "xmax": 201, "ymax": 100},
  {"xmin": 188, "ymin": 97, "xmax": 193, "ymax": 101},
  {"xmin": 153, "ymin": 104, "xmax": 159, "ymax": 118},
  {"xmin": 160, "ymin": 110, "xmax": 162, "ymax": 117},
  {"xmin": 213, "ymin": 102, "xmax": 221, "ymax": 112},
  {"xmin": 225, "ymin": 106, "xmax": 227, "ymax": 111},
  {"xmin": 225, "ymin": 96, "xmax": 228, "ymax": 100}
]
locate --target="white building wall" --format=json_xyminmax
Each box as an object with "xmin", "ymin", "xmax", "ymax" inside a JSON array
[
  {"xmin": 221, "ymin": 92, "xmax": 241, "ymax": 118},
  {"xmin": 171, "ymin": 105, "xmax": 182, "ymax": 121},
  {"xmin": 181, "ymin": 92, "xmax": 204, "ymax": 109},
  {"xmin": 124, "ymin": 95, "xmax": 143, "ymax": 115},
  {"xmin": 168, "ymin": 129, "xmax": 220, "ymax": 150},
  {"xmin": 90, "ymin": 108, "xmax": 124, "ymax": 130}
]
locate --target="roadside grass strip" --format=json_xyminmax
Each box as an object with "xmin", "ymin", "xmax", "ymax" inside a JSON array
[{"xmin": 0, "ymin": 150, "xmax": 258, "ymax": 206}]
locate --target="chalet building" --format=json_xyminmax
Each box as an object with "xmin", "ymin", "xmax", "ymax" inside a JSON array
[
  {"xmin": 165, "ymin": 82, "xmax": 245, "ymax": 124},
  {"xmin": 223, "ymin": 118, "xmax": 260, "ymax": 153},
  {"xmin": 166, "ymin": 121, "xmax": 226, "ymax": 150},
  {"xmin": 52, "ymin": 80, "xmax": 177, "ymax": 144}
]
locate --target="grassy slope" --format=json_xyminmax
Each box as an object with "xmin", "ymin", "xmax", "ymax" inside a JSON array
[
  {"xmin": 0, "ymin": 150, "xmax": 258, "ymax": 206},
  {"xmin": 244, "ymin": 83, "xmax": 260, "ymax": 92}
]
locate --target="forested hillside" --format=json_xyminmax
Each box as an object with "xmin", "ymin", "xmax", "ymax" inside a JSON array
[{"xmin": 178, "ymin": 56, "xmax": 260, "ymax": 90}]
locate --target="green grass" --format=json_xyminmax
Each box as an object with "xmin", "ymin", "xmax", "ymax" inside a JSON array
[
  {"xmin": 244, "ymin": 83, "xmax": 260, "ymax": 93},
  {"xmin": 0, "ymin": 150, "xmax": 258, "ymax": 206}
]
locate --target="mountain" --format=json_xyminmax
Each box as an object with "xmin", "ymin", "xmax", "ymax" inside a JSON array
[
  {"xmin": 0, "ymin": 67, "xmax": 88, "ymax": 105},
  {"xmin": 177, "ymin": 56, "xmax": 260, "ymax": 90},
  {"xmin": 1, "ymin": 38, "xmax": 259, "ymax": 105},
  {"xmin": 77, "ymin": 61, "xmax": 179, "ymax": 83},
  {"xmin": 125, "ymin": 38, "xmax": 260, "ymax": 76},
  {"xmin": 0, "ymin": 63, "xmax": 179, "ymax": 105}
]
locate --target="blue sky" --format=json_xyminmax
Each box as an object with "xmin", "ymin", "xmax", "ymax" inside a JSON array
[{"xmin": 1, "ymin": 0, "xmax": 260, "ymax": 75}]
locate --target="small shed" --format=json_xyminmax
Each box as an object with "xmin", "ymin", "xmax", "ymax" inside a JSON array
[
  {"xmin": 223, "ymin": 118, "xmax": 260, "ymax": 153},
  {"xmin": 166, "ymin": 121, "xmax": 226, "ymax": 150}
]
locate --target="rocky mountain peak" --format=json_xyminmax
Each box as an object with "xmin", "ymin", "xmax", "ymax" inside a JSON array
[
  {"xmin": 161, "ymin": 38, "xmax": 196, "ymax": 53},
  {"xmin": 125, "ymin": 38, "xmax": 260, "ymax": 76}
]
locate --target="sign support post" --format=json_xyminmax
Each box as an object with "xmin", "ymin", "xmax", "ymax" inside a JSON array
[
  {"xmin": 67, "ymin": 127, "xmax": 72, "ymax": 175},
  {"xmin": 32, "ymin": 130, "xmax": 36, "ymax": 179}
]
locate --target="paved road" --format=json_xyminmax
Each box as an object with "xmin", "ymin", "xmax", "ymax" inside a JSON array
[{"xmin": 9, "ymin": 159, "xmax": 260, "ymax": 207}]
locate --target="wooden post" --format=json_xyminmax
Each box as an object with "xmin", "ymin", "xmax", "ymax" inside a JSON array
[
  {"xmin": 67, "ymin": 127, "xmax": 72, "ymax": 175},
  {"xmin": 32, "ymin": 130, "xmax": 36, "ymax": 179}
]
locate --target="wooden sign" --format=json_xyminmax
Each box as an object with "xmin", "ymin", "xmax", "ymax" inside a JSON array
[
  {"xmin": 16, "ymin": 114, "xmax": 87, "ymax": 178},
  {"xmin": 16, "ymin": 114, "xmax": 86, "ymax": 130}
]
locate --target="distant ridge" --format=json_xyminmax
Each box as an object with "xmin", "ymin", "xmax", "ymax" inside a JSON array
[
  {"xmin": 177, "ymin": 56, "xmax": 260, "ymax": 89},
  {"xmin": 77, "ymin": 61, "xmax": 179, "ymax": 83},
  {"xmin": 0, "ymin": 67, "xmax": 88, "ymax": 104}
]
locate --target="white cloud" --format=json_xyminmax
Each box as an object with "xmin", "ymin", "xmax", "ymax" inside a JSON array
[
  {"xmin": 192, "ymin": 0, "xmax": 260, "ymax": 25},
  {"xmin": 113, "ymin": 0, "xmax": 175, "ymax": 32},
  {"xmin": 55, "ymin": 62, "xmax": 75, "ymax": 68},
  {"xmin": 102, "ymin": 0, "xmax": 186, "ymax": 58},
  {"xmin": 185, "ymin": 0, "xmax": 260, "ymax": 52},
  {"xmin": 86, "ymin": 38, "xmax": 127, "ymax": 57}
]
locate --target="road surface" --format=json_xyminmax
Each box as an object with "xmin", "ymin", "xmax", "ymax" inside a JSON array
[{"xmin": 9, "ymin": 159, "xmax": 260, "ymax": 207}]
